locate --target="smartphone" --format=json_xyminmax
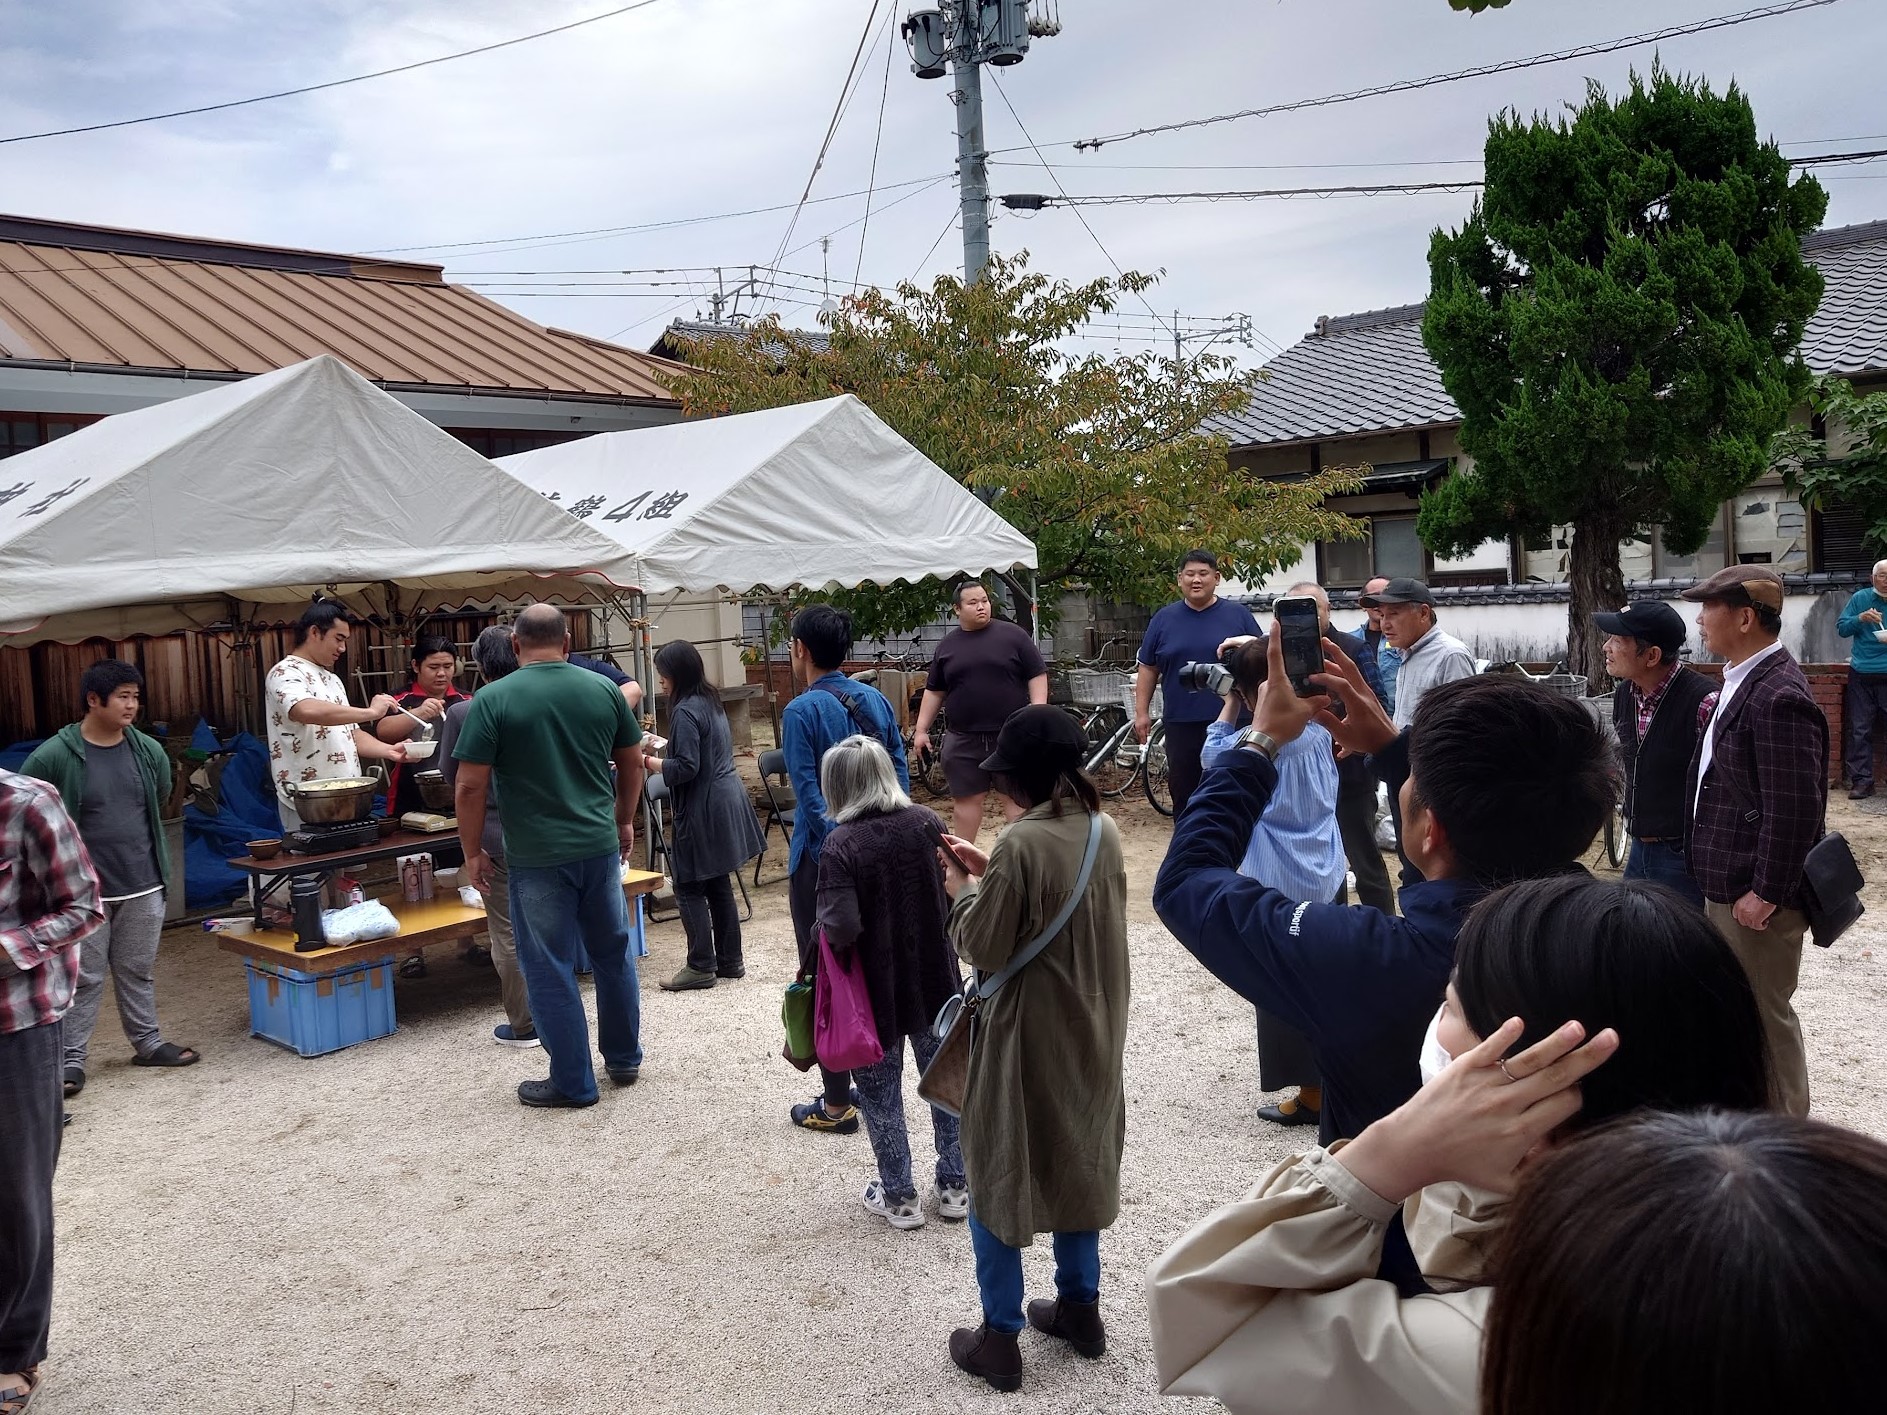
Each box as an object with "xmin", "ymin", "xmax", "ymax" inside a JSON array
[
  {"xmin": 925, "ymin": 815, "xmax": 976, "ymax": 874},
  {"xmin": 1274, "ymin": 595, "xmax": 1326, "ymax": 697}
]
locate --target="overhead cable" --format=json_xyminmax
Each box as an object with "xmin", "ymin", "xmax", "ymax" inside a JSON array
[
  {"xmin": 1011, "ymin": 146, "xmax": 1887, "ymax": 208},
  {"xmin": 767, "ymin": 0, "xmax": 892, "ymax": 296},
  {"xmin": 1070, "ymin": 0, "xmax": 1846, "ymax": 150},
  {"xmin": 0, "ymin": 0, "xmax": 669, "ymax": 146}
]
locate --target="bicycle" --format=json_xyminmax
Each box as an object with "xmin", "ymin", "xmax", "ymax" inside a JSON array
[
  {"xmin": 1065, "ymin": 669, "xmax": 1148, "ymax": 798},
  {"xmin": 847, "ymin": 653, "xmax": 946, "ymax": 796}
]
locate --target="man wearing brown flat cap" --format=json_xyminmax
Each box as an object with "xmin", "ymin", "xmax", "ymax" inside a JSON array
[{"xmin": 1681, "ymin": 564, "xmax": 1828, "ymax": 1116}]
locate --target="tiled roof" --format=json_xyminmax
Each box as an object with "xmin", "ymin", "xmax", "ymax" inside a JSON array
[
  {"xmin": 649, "ymin": 318, "xmax": 830, "ymax": 362},
  {"xmin": 1202, "ymin": 303, "xmax": 1458, "ymax": 448},
  {"xmin": 1800, "ymin": 219, "xmax": 1887, "ymax": 377},
  {"xmin": 1213, "ymin": 220, "xmax": 1887, "ymax": 449},
  {"xmin": 0, "ymin": 215, "xmax": 680, "ymax": 404}
]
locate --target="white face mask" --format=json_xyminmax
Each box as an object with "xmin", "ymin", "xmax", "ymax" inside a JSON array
[{"xmin": 1418, "ymin": 1003, "xmax": 1453, "ymax": 1087}]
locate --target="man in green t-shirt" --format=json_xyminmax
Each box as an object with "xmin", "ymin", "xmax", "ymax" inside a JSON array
[{"xmin": 453, "ymin": 604, "xmax": 645, "ymax": 1108}]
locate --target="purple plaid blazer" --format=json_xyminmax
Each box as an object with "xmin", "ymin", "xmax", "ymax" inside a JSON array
[{"xmin": 1684, "ymin": 648, "xmax": 1829, "ymax": 908}]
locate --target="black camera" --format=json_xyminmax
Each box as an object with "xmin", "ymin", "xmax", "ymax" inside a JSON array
[{"xmin": 1177, "ymin": 660, "xmax": 1234, "ymax": 696}]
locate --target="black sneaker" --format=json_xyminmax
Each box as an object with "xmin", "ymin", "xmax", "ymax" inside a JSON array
[
  {"xmin": 607, "ymin": 1066, "xmax": 640, "ymax": 1087},
  {"xmin": 716, "ymin": 963, "xmax": 747, "ymax": 980},
  {"xmin": 790, "ymin": 1098, "xmax": 860, "ymax": 1134}
]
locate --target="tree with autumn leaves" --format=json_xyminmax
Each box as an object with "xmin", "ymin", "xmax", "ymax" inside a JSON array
[{"xmin": 664, "ymin": 255, "xmax": 1360, "ymax": 637}]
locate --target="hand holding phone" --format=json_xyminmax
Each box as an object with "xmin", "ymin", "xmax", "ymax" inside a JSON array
[{"xmin": 1274, "ymin": 595, "xmax": 1326, "ymax": 697}]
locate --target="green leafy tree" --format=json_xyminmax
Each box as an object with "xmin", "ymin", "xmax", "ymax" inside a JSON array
[
  {"xmin": 1420, "ymin": 67, "xmax": 1826, "ymax": 681},
  {"xmin": 664, "ymin": 254, "xmax": 1361, "ymax": 639},
  {"xmin": 1772, "ymin": 377, "xmax": 1887, "ymax": 557}
]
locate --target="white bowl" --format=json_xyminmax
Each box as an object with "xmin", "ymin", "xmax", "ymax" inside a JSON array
[
  {"xmin": 404, "ymin": 739, "xmax": 437, "ymax": 760},
  {"xmin": 1874, "ymin": 629, "xmax": 1887, "ymax": 644}
]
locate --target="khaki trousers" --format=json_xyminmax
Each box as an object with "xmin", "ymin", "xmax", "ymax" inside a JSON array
[
  {"xmin": 1706, "ymin": 899, "xmax": 1810, "ymax": 1117},
  {"xmin": 485, "ymin": 855, "xmax": 532, "ymax": 1034}
]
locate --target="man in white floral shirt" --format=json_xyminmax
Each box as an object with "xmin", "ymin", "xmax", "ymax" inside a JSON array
[{"xmin": 266, "ymin": 603, "xmax": 407, "ymax": 830}]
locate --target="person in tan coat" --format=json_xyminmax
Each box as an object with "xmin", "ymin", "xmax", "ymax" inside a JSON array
[
  {"xmin": 937, "ymin": 706, "xmax": 1130, "ymax": 1394},
  {"xmin": 1148, "ymin": 874, "xmax": 1771, "ymax": 1414}
]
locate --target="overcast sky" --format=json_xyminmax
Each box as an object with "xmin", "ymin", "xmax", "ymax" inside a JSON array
[{"xmin": 1, "ymin": 0, "xmax": 1881, "ymax": 367}]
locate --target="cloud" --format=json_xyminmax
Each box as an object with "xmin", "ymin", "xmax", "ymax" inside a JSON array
[{"xmin": 0, "ymin": 0, "xmax": 1878, "ymax": 359}]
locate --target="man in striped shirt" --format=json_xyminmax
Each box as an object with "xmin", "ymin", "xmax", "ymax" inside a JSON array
[{"xmin": 0, "ymin": 767, "xmax": 103, "ymax": 1410}]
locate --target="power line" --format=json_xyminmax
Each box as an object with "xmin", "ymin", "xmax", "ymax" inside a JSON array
[
  {"xmin": 767, "ymin": 0, "xmax": 892, "ymax": 299},
  {"xmin": 0, "ymin": 0, "xmax": 669, "ymax": 147},
  {"xmin": 365, "ymin": 173, "xmax": 949, "ymax": 256},
  {"xmin": 854, "ymin": 17, "xmax": 900, "ymax": 287},
  {"xmin": 908, "ymin": 210, "xmax": 960, "ymax": 283},
  {"xmin": 1006, "ymin": 147, "xmax": 1887, "ymax": 209},
  {"xmin": 1071, "ymin": 0, "xmax": 1846, "ymax": 150},
  {"xmin": 984, "ymin": 71, "xmax": 1177, "ymax": 351}
]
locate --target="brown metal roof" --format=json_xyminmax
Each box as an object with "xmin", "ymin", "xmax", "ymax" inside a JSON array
[{"xmin": 0, "ymin": 214, "xmax": 680, "ymax": 405}]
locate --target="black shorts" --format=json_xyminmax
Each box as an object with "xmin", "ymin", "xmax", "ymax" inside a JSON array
[{"xmin": 941, "ymin": 729, "xmax": 1002, "ymax": 799}]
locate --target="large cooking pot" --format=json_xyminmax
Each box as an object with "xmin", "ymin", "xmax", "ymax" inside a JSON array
[{"xmin": 282, "ymin": 776, "xmax": 378, "ymax": 824}]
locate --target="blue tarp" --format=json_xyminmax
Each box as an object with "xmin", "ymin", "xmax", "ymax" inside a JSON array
[
  {"xmin": 183, "ymin": 721, "xmax": 283, "ymax": 909},
  {"xmin": 0, "ymin": 737, "xmax": 46, "ymax": 774}
]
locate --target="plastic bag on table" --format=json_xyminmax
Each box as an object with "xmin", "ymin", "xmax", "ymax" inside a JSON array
[{"xmin": 320, "ymin": 900, "xmax": 401, "ymax": 947}]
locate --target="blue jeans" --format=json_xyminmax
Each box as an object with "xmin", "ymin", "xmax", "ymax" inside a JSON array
[
  {"xmin": 508, "ymin": 851, "xmax": 642, "ymax": 1103},
  {"xmin": 967, "ymin": 1212, "xmax": 1099, "ymax": 1334},
  {"xmin": 852, "ymin": 1030, "xmax": 963, "ymax": 1201},
  {"xmin": 1624, "ymin": 838, "xmax": 1705, "ymax": 908}
]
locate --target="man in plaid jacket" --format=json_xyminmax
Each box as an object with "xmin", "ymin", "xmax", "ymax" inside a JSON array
[
  {"xmin": 1682, "ymin": 565, "xmax": 1828, "ymax": 1117},
  {"xmin": 0, "ymin": 767, "xmax": 103, "ymax": 1409}
]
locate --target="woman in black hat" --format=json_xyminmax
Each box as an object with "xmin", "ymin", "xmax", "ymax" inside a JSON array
[{"xmin": 937, "ymin": 705, "xmax": 1130, "ymax": 1393}]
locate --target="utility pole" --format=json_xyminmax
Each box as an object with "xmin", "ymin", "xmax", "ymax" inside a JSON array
[
  {"xmin": 904, "ymin": 0, "xmax": 1051, "ymax": 286},
  {"xmin": 952, "ymin": 45, "xmax": 991, "ymax": 284}
]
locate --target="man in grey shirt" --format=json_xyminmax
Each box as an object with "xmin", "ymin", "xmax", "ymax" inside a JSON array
[
  {"xmin": 1359, "ymin": 578, "xmax": 1477, "ymax": 730},
  {"xmin": 21, "ymin": 660, "xmax": 199, "ymax": 1096},
  {"xmin": 1356, "ymin": 579, "xmax": 1477, "ymax": 883}
]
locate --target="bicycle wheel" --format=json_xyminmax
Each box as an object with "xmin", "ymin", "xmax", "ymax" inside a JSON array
[
  {"xmin": 919, "ymin": 723, "xmax": 950, "ymax": 797},
  {"xmin": 1081, "ymin": 706, "xmax": 1139, "ymax": 798},
  {"xmin": 1604, "ymin": 802, "xmax": 1628, "ymax": 870},
  {"xmin": 1143, "ymin": 724, "xmax": 1174, "ymax": 816}
]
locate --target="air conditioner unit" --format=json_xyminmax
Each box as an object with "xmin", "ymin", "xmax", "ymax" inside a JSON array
[{"xmin": 903, "ymin": 10, "xmax": 949, "ymax": 78}]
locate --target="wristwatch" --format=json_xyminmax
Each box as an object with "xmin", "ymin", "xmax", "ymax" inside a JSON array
[{"xmin": 1232, "ymin": 726, "xmax": 1281, "ymax": 762}]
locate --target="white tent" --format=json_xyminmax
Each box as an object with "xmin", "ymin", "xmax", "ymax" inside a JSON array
[
  {"xmin": 497, "ymin": 394, "xmax": 1038, "ymax": 594},
  {"xmin": 0, "ymin": 355, "xmax": 641, "ymax": 645}
]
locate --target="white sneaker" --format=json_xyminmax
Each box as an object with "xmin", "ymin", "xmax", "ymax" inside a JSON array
[
  {"xmin": 862, "ymin": 1180, "xmax": 925, "ymax": 1230},
  {"xmin": 936, "ymin": 1184, "xmax": 970, "ymax": 1221}
]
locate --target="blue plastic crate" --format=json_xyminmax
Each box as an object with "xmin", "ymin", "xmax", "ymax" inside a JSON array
[{"xmin": 243, "ymin": 956, "xmax": 398, "ymax": 1057}]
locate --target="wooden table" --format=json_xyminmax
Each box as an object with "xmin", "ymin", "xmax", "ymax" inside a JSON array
[
  {"xmin": 230, "ymin": 829, "xmax": 466, "ymax": 933},
  {"xmin": 218, "ymin": 867, "xmax": 669, "ymax": 1055}
]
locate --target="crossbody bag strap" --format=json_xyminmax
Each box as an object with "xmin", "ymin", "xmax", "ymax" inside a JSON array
[
  {"xmin": 813, "ymin": 680, "xmax": 900, "ymax": 758},
  {"xmin": 973, "ymin": 811, "xmax": 1104, "ymax": 1004}
]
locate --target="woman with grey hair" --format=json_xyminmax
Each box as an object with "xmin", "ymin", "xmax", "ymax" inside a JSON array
[
  {"xmin": 815, "ymin": 734, "xmax": 967, "ymax": 1230},
  {"xmin": 439, "ymin": 625, "xmax": 537, "ymax": 1046}
]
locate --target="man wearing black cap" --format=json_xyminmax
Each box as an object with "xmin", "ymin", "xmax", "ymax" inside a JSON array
[
  {"xmin": 1357, "ymin": 578, "xmax": 1475, "ymax": 732},
  {"xmin": 1597, "ymin": 601, "xmax": 1716, "ymax": 908},
  {"xmin": 1681, "ymin": 564, "xmax": 1827, "ymax": 1117}
]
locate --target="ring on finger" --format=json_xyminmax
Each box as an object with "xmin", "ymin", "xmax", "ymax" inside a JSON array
[{"xmin": 1497, "ymin": 1058, "xmax": 1518, "ymax": 1083}]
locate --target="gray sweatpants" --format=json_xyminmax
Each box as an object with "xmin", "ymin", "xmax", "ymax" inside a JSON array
[{"xmin": 63, "ymin": 889, "xmax": 167, "ymax": 1068}]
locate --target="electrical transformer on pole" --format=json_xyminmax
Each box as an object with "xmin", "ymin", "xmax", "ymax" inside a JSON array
[{"xmin": 902, "ymin": 0, "xmax": 1056, "ymax": 285}]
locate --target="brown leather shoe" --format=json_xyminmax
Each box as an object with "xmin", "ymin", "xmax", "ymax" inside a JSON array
[
  {"xmin": 1028, "ymin": 1295, "xmax": 1107, "ymax": 1358},
  {"xmin": 949, "ymin": 1323, "xmax": 1022, "ymax": 1392}
]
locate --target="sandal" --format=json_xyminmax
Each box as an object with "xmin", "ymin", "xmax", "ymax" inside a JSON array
[
  {"xmin": 132, "ymin": 1042, "xmax": 200, "ymax": 1068},
  {"xmin": 62, "ymin": 1066, "xmax": 84, "ymax": 1098},
  {"xmin": 399, "ymin": 955, "xmax": 428, "ymax": 979},
  {"xmin": 0, "ymin": 1365, "xmax": 39, "ymax": 1413}
]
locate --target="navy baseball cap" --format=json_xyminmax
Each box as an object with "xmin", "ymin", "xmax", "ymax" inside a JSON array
[{"xmin": 1592, "ymin": 601, "xmax": 1686, "ymax": 655}]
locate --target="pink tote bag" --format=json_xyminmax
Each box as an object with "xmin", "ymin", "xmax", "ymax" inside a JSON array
[{"xmin": 814, "ymin": 930, "xmax": 885, "ymax": 1072}]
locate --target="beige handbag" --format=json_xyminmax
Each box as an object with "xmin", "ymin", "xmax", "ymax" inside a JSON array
[{"xmin": 917, "ymin": 813, "xmax": 1103, "ymax": 1118}]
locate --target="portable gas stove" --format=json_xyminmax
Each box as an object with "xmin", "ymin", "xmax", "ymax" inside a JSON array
[{"xmin": 285, "ymin": 819, "xmax": 381, "ymax": 855}]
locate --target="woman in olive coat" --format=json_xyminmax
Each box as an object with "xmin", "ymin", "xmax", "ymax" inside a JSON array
[{"xmin": 939, "ymin": 705, "xmax": 1130, "ymax": 1394}]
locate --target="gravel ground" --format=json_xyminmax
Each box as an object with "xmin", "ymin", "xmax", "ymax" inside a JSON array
[{"xmin": 39, "ymin": 792, "xmax": 1887, "ymax": 1413}]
